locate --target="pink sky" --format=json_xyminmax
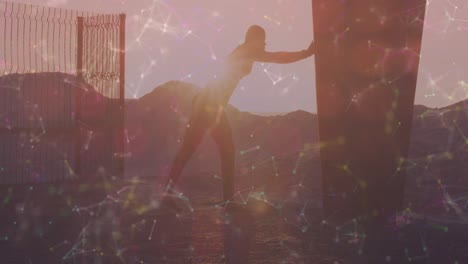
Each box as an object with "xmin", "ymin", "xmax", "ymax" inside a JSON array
[{"xmin": 12, "ymin": 0, "xmax": 468, "ymax": 113}]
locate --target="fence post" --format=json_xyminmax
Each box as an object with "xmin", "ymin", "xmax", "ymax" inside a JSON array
[
  {"xmin": 118, "ymin": 13, "xmax": 125, "ymax": 178},
  {"xmin": 76, "ymin": 16, "xmax": 83, "ymax": 178}
]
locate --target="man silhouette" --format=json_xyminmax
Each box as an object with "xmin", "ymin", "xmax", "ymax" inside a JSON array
[{"xmin": 164, "ymin": 25, "xmax": 315, "ymax": 204}]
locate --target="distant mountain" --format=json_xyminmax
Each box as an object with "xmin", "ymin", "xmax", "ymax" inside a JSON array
[
  {"xmin": 405, "ymin": 99, "xmax": 468, "ymax": 220},
  {"xmin": 0, "ymin": 73, "xmax": 120, "ymax": 183},
  {"xmin": 124, "ymin": 80, "xmax": 468, "ymax": 171},
  {"xmin": 250, "ymin": 111, "xmax": 289, "ymax": 116}
]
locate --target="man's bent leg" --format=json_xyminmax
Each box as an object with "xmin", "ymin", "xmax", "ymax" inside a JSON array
[{"xmin": 210, "ymin": 111, "xmax": 235, "ymax": 202}]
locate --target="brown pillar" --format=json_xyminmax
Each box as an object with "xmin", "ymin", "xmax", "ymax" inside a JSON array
[{"xmin": 313, "ymin": 0, "xmax": 427, "ymax": 222}]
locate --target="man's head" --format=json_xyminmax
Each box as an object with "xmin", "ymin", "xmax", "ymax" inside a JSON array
[{"xmin": 245, "ymin": 25, "xmax": 266, "ymax": 50}]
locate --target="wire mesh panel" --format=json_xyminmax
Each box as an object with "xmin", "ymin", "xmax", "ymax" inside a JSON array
[
  {"xmin": 0, "ymin": 1, "xmax": 125, "ymax": 184},
  {"xmin": 81, "ymin": 15, "xmax": 122, "ymax": 99},
  {"xmin": 0, "ymin": 2, "xmax": 85, "ymax": 75}
]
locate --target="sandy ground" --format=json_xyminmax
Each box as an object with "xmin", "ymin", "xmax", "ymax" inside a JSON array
[{"xmin": 0, "ymin": 172, "xmax": 467, "ymax": 263}]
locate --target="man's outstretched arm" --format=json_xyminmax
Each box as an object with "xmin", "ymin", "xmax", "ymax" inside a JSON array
[{"xmin": 254, "ymin": 41, "xmax": 315, "ymax": 64}]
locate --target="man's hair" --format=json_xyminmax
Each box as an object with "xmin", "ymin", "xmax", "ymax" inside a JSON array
[{"xmin": 245, "ymin": 25, "xmax": 266, "ymax": 43}]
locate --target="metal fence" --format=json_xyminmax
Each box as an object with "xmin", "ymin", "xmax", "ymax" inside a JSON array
[{"xmin": 0, "ymin": 1, "xmax": 125, "ymax": 184}]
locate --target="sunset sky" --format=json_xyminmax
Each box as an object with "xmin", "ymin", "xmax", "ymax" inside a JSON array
[{"xmin": 12, "ymin": 0, "xmax": 468, "ymax": 113}]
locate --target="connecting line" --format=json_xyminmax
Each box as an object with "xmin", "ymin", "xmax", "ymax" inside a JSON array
[
  {"xmin": 148, "ymin": 219, "xmax": 157, "ymax": 240},
  {"xmin": 271, "ymin": 156, "xmax": 279, "ymax": 177},
  {"xmin": 239, "ymin": 145, "xmax": 261, "ymax": 155},
  {"xmin": 438, "ymin": 180, "xmax": 466, "ymax": 219},
  {"xmin": 245, "ymin": 189, "xmax": 282, "ymax": 210},
  {"xmin": 75, "ymin": 199, "xmax": 109, "ymax": 214},
  {"xmin": 162, "ymin": 186, "xmax": 195, "ymax": 212},
  {"xmin": 234, "ymin": 187, "xmax": 254, "ymax": 205},
  {"xmin": 453, "ymin": 121, "xmax": 468, "ymax": 142},
  {"xmin": 292, "ymin": 152, "xmax": 304, "ymax": 175},
  {"xmin": 259, "ymin": 196, "xmax": 281, "ymax": 210},
  {"xmin": 116, "ymin": 185, "xmax": 132, "ymax": 195},
  {"xmin": 177, "ymin": 193, "xmax": 194, "ymax": 213},
  {"xmin": 106, "ymin": 194, "xmax": 122, "ymax": 203},
  {"xmin": 260, "ymin": 64, "xmax": 285, "ymax": 85},
  {"xmin": 342, "ymin": 219, "xmax": 363, "ymax": 243},
  {"xmin": 62, "ymin": 224, "xmax": 89, "ymax": 260},
  {"xmin": 49, "ymin": 240, "xmax": 70, "ymax": 252},
  {"xmin": 216, "ymin": 187, "xmax": 255, "ymax": 209}
]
